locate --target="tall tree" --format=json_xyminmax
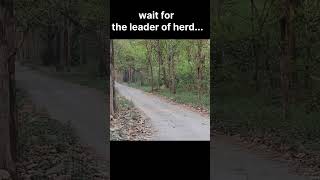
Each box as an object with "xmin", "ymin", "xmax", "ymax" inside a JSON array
[
  {"xmin": 280, "ymin": 0, "xmax": 292, "ymax": 120},
  {"xmin": 156, "ymin": 40, "xmax": 162, "ymax": 89},
  {"xmin": 250, "ymin": 0, "xmax": 260, "ymax": 91},
  {"xmin": 167, "ymin": 40, "xmax": 178, "ymax": 94},
  {"xmin": 0, "ymin": 0, "xmax": 16, "ymax": 175},
  {"xmin": 63, "ymin": 1, "xmax": 71, "ymax": 72},
  {"xmin": 145, "ymin": 41, "xmax": 154, "ymax": 91},
  {"xmin": 195, "ymin": 40, "xmax": 206, "ymax": 100},
  {"xmin": 110, "ymin": 40, "xmax": 115, "ymax": 115}
]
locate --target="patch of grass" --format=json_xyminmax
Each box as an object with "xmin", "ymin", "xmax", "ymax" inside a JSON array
[
  {"xmin": 127, "ymin": 82, "xmax": 210, "ymax": 111},
  {"xmin": 159, "ymin": 89, "xmax": 210, "ymax": 110}
]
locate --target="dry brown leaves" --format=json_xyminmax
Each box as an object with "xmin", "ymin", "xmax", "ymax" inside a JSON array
[
  {"xmin": 231, "ymin": 133, "xmax": 320, "ymax": 177},
  {"xmin": 110, "ymin": 96, "xmax": 153, "ymax": 141},
  {"xmin": 17, "ymin": 90, "xmax": 109, "ymax": 179}
]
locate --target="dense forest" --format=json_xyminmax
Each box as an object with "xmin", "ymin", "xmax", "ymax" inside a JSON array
[
  {"xmin": 110, "ymin": 40, "xmax": 210, "ymax": 115},
  {"xmin": 212, "ymin": 0, "xmax": 320, "ymax": 171},
  {"xmin": 0, "ymin": 0, "xmax": 108, "ymax": 178},
  {"xmin": 17, "ymin": 0, "xmax": 108, "ymax": 77}
]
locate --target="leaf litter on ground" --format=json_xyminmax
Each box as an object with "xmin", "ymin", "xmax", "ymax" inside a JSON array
[
  {"xmin": 110, "ymin": 94, "xmax": 153, "ymax": 141},
  {"xmin": 16, "ymin": 89, "xmax": 109, "ymax": 180}
]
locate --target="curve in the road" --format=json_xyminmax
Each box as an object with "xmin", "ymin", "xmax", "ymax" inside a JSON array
[{"xmin": 115, "ymin": 82, "xmax": 210, "ymax": 141}]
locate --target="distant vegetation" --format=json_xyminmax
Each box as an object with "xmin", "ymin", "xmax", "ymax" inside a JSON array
[
  {"xmin": 111, "ymin": 40, "xmax": 210, "ymax": 111},
  {"xmin": 212, "ymin": 0, "xmax": 320, "ymax": 155}
]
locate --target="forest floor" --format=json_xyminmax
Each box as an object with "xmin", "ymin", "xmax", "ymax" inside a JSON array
[
  {"xmin": 16, "ymin": 89, "xmax": 108, "ymax": 179},
  {"xmin": 214, "ymin": 84, "xmax": 320, "ymax": 178},
  {"xmin": 15, "ymin": 63, "xmax": 109, "ymax": 176},
  {"xmin": 212, "ymin": 133, "xmax": 318, "ymax": 180},
  {"xmin": 110, "ymin": 94, "xmax": 153, "ymax": 141},
  {"xmin": 115, "ymin": 82, "xmax": 210, "ymax": 140},
  {"xmin": 117, "ymin": 82, "xmax": 317, "ymax": 178}
]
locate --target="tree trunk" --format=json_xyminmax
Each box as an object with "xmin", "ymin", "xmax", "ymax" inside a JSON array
[
  {"xmin": 197, "ymin": 58, "xmax": 201, "ymax": 99},
  {"xmin": 167, "ymin": 41, "xmax": 178, "ymax": 94},
  {"xmin": 149, "ymin": 54, "xmax": 154, "ymax": 91},
  {"xmin": 304, "ymin": 22, "xmax": 312, "ymax": 90},
  {"xmin": 170, "ymin": 49, "xmax": 176, "ymax": 94},
  {"xmin": 168, "ymin": 54, "xmax": 172, "ymax": 91},
  {"xmin": 304, "ymin": 47, "xmax": 311, "ymax": 89},
  {"xmin": 25, "ymin": 31, "xmax": 31, "ymax": 61},
  {"xmin": 162, "ymin": 59, "xmax": 167, "ymax": 88},
  {"xmin": 9, "ymin": 52, "xmax": 17, "ymax": 163},
  {"xmin": 98, "ymin": 29, "xmax": 107, "ymax": 77},
  {"xmin": 196, "ymin": 40, "xmax": 206, "ymax": 100},
  {"xmin": 55, "ymin": 29, "xmax": 61, "ymax": 71},
  {"xmin": 280, "ymin": 0, "xmax": 291, "ymax": 120},
  {"xmin": 80, "ymin": 33, "xmax": 87, "ymax": 64},
  {"xmin": 110, "ymin": 40, "xmax": 116, "ymax": 115},
  {"xmin": 264, "ymin": 32, "xmax": 273, "ymax": 91},
  {"xmin": 157, "ymin": 40, "xmax": 162, "ymax": 89},
  {"xmin": 289, "ymin": 1, "xmax": 296, "ymax": 91},
  {"xmin": 45, "ymin": 26, "xmax": 54, "ymax": 66},
  {"xmin": 63, "ymin": 12, "xmax": 71, "ymax": 72},
  {"xmin": 129, "ymin": 67, "xmax": 133, "ymax": 82},
  {"xmin": 146, "ymin": 41, "xmax": 154, "ymax": 91},
  {"xmin": 172, "ymin": 58, "xmax": 176, "ymax": 94},
  {"xmin": 0, "ymin": 0, "xmax": 16, "ymax": 175},
  {"xmin": 59, "ymin": 29, "xmax": 64, "ymax": 69},
  {"xmin": 250, "ymin": 0, "xmax": 260, "ymax": 92}
]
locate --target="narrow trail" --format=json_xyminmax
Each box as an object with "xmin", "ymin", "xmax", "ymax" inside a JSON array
[
  {"xmin": 212, "ymin": 135, "xmax": 311, "ymax": 180},
  {"xmin": 16, "ymin": 63, "xmax": 108, "ymax": 160},
  {"xmin": 115, "ymin": 82, "xmax": 210, "ymax": 141}
]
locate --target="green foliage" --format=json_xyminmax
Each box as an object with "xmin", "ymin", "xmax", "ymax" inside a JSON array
[
  {"xmin": 114, "ymin": 40, "xmax": 147, "ymax": 71},
  {"xmin": 114, "ymin": 39, "xmax": 210, "ymax": 110},
  {"xmin": 114, "ymin": 40, "xmax": 210, "ymax": 92},
  {"xmin": 213, "ymin": 0, "xmax": 320, "ymax": 153},
  {"xmin": 15, "ymin": 0, "xmax": 106, "ymax": 29},
  {"xmin": 77, "ymin": 0, "xmax": 107, "ymax": 28},
  {"xmin": 129, "ymin": 82, "xmax": 210, "ymax": 111},
  {"xmin": 15, "ymin": 0, "xmax": 107, "ymax": 77}
]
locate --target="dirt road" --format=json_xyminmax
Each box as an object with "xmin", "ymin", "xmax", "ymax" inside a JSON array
[
  {"xmin": 16, "ymin": 63, "xmax": 108, "ymax": 160},
  {"xmin": 212, "ymin": 135, "xmax": 311, "ymax": 180},
  {"xmin": 115, "ymin": 83, "xmax": 311, "ymax": 179},
  {"xmin": 115, "ymin": 82, "xmax": 210, "ymax": 141}
]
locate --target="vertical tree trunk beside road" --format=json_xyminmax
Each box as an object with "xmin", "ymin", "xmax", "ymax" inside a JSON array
[
  {"xmin": 280, "ymin": 0, "xmax": 292, "ymax": 120},
  {"xmin": 0, "ymin": 0, "xmax": 16, "ymax": 176},
  {"xmin": 145, "ymin": 41, "xmax": 154, "ymax": 92},
  {"xmin": 110, "ymin": 40, "xmax": 115, "ymax": 115}
]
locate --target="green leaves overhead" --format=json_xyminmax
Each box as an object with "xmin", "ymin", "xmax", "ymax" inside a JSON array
[
  {"xmin": 15, "ymin": 0, "xmax": 106, "ymax": 30},
  {"xmin": 114, "ymin": 39, "xmax": 210, "ymax": 92}
]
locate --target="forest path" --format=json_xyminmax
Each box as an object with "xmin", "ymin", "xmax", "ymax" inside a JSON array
[
  {"xmin": 15, "ymin": 63, "xmax": 108, "ymax": 160},
  {"xmin": 115, "ymin": 82, "xmax": 210, "ymax": 140},
  {"xmin": 116, "ymin": 84, "xmax": 310, "ymax": 179},
  {"xmin": 212, "ymin": 134, "xmax": 311, "ymax": 180}
]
